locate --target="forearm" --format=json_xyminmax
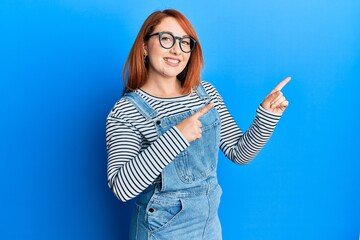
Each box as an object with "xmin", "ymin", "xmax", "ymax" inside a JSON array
[
  {"xmin": 106, "ymin": 118, "xmax": 189, "ymax": 202},
  {"xmin": 221, "ymin": 105, "xmax": 281, "ymax": 164}
]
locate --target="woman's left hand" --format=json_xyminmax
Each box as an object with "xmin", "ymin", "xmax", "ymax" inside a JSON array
[{"xmin": 261, "ymin": 77, "xmax": 291, "ymax": 114}]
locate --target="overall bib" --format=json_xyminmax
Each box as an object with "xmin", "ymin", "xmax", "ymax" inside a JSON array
[{"xmin": 125, "ymin": 84, "xmax": 222, "ymax": 240}]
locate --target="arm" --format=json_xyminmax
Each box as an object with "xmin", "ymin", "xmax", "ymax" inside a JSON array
[
  {"xmin": 106, "ymin": 116, "xmax": 189, "ymax": 202},
  {"xmin": 219, "ymin": 103, "xmax": 281, "ymax": 164},
  {"xmin": 202, "ymin": 80, "xmax": 287, "ymax": 164}
]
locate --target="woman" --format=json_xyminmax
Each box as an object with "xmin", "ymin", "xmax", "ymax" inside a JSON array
[{"xmin": 106, "ymin": 9, "xmax": 289, "ymax": 240}]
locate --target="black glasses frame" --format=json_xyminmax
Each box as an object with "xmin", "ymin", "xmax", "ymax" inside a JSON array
[{"xmin": 145, "ymin": 31, "xmax": 196, "ymax": 53}]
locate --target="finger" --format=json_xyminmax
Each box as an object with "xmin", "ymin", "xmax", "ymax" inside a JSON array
[
  {"xmin": 268, "ymin": 91, "xmax": 283, "ymax": 103},
  {"xmin": 195, "ymin": 120, "xmax": 202, "ymax": 128},
  {"xmin": 282, "ymin": 100, "xmax": 289, "ymax": 108},
  {"xmin": 270, "ymin": 93, "xmax": 284, "ymax": 106},
  {"xmin": 277, "ymin": 101, "xmax": 289, "ymax": 111},
  {"xmin": 195, "ymin": 132, "xmax": 202, "ymax": 139},
  {"xmin": 193, "ymin": 102, "xmax": 214, "ymax": 118},
  {"xmin": 271, "ymin": 77, "xmax": 291, "ymax": 93},
  {"xmin": 271, "ymin": 96, "xmax": 286, "ymax": 108}
]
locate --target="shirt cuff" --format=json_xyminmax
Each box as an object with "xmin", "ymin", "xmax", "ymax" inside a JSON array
[
  {"xmin": 257, "ymin": 104, "xmax": 282, "ymax": 125},
  {"xmin": 172, "ymin": 126, "xmax": 190, "ymax": 148}
]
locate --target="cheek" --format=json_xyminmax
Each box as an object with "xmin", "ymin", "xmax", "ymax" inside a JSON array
[
  {"xmin": 181, "ymin": 55, "xmax": 191, "ymax": 68},
  {"xmin": 148, "ymin": 52, "xmax": 163, "ymax": 67}
]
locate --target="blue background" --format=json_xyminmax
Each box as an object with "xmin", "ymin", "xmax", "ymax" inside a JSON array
[{"xmin": 1, "ymin": 0, "xmax": 359, "ymax": 239}]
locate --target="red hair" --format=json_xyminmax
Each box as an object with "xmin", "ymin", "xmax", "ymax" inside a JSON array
[{"xmin": 122, "ymin": 9, "xmax": 204, "ymax": 94}]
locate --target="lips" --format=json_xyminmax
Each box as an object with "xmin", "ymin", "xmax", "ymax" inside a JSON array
[{"xmin": 164, "ymin": 57, "xmax": 181, "ymax": 65}]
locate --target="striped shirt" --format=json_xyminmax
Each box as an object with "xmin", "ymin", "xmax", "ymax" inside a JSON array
[{"xmin": 106, "ymin": 81, "xmax": 281, "ymax": 202}]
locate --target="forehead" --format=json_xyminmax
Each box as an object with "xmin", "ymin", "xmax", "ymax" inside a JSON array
[{"xmin": 154, "ymin": 17, "xmax": 188, "ymax": 36}]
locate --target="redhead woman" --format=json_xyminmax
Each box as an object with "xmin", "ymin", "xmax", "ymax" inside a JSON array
[{"xmin": 106, "ymin": 9, "xmax": 290, "ymax": 240}]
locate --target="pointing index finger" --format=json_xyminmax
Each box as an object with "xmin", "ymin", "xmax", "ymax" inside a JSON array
[
  {"xmin": 272, "ymin": 77, "xmax": 291, "ymax": 93},
  {"xmin": 194, "ymin": 102, "xmax": 214, "ymax": 119}
]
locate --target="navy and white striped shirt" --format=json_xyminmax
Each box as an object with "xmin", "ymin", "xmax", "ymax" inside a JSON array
[{"xmin": 106, "ymin": 81, "xmax": 281, "ymax": 202}]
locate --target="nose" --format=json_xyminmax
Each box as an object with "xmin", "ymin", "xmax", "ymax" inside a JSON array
[{"xmin": 170, "ymin": 38, "xmax": 182, "ymax": 55}]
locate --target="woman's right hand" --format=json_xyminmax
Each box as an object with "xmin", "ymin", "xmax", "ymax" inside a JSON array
[{"xmin": 175, "ymin": 103, "xmax": 214, "ymax": 143}]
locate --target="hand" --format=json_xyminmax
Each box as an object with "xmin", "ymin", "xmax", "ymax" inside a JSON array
[
  {"xmin": 176, "ymin": 103, "xmax": 214, "ymax": 143},
  {"xmin": 261, "ymin": 77, "xmax": 291, "ymax": 114}
]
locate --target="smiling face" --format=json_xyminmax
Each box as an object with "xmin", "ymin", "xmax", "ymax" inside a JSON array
[{"xmin": 144, "ymin": 17, "xmax": 191, "ymax": 83}]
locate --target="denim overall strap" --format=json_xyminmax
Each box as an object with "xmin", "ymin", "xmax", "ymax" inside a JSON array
[
  {"xmin": 123, "ymin": 91, "xmax": 158, "ymax": 120},
  {"xmin": 195, "ymin": 83, "xmax": 211, "ymax": 100}
]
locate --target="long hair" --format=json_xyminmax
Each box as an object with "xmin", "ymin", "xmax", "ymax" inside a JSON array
[{"xmin": 122, "ymin": 9, "xmax": 204, "ymax": 94}]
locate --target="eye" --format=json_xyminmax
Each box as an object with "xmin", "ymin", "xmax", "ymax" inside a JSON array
[
  {"xmin": 161, "ymin": 36, "xmax": 172, "ymax": 42},
  {"xmin": 181, "ymin": 40, "xmax": 190, "ymax": 46}
]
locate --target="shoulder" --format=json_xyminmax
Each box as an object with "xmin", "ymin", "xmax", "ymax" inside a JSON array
[
  {"xmin": 108, "ymin": 93, "xmax": 141, "ymax": 120},
  {"xmin": 199, "ymin": 80, "xmax": 225, "ymax": 110},
  {"xmin": 201, "ymin": 80, "xmax": 216, "ymax": 91},
  {"xmin": 200, "ymin": 80, "xmax": 223, "ymax": 100}
]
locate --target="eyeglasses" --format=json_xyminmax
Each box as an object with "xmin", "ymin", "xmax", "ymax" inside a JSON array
[{"xmin": 145, "ymin": 31, "xmax": 196, "ymax": 53}]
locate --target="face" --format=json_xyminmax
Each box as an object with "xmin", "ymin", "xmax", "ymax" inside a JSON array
[{"xmin": 144, "ymin": 17, "xmax": 192, "ymax": 82}]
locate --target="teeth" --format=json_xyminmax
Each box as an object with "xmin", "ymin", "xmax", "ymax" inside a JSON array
[{"xmin": 165, "ymin": 58, "xmax": 180, "ymax": 64}]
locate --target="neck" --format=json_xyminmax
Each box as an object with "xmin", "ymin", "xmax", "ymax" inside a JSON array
[{"xmin": 142, "ymin": 76, "xmax": 185, "ymax": 98}]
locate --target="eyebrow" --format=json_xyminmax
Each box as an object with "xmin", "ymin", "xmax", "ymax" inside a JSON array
[{"xmin": 160, "ymin": 31, "xmax": 189, "ymax": 37}]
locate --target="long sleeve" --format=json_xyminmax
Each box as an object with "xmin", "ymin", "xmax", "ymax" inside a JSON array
[
  {"xmin": 216, "ymin": 93, "xmax": 281, "ymax": 164},
  {"xmin": 106, "ymin": 115, "xmax": 189, "ymax": 202}
]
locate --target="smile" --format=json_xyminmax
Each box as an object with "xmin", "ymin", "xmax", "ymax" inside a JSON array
[{"xmin": 164, "ymin": 57, "xmax": 180, "ymax": 64}]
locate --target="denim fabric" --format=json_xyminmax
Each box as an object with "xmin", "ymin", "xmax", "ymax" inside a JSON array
[{"xmin": 126, "ymin": 84, "xmax": 222, "ymax": 240}]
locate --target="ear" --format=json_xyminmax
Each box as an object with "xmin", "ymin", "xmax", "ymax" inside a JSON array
[{"xmin": 143, "ymin": 43, "xmax": 148, "ymax": 56}]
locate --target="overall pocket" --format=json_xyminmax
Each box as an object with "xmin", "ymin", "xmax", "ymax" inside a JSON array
[{"xmin": 146, "ymin": 195, "xmax": 184, "ymax": 233}]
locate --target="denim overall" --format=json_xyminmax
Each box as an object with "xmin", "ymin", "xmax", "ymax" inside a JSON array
[{"xmin": 125, "ymin": 84, "xmax": 222, "ymax": 240}]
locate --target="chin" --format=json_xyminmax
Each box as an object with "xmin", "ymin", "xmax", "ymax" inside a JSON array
[{"xmin": 162, "ymin": 70, "xmax": 183, "ymax": 78}]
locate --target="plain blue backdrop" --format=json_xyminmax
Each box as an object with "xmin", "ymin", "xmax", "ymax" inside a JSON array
[{"xmin": 1, "ymin": 0, "xmax": 359, "ymax": 239}]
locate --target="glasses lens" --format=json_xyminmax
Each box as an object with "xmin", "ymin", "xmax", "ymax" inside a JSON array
[
  {"xmin": 159, "ymin": 33, "xmax": 174, "ymax": 49},
  {"xmin": 157, "ymin": 32, "xmax": 196, "ymax": 53},
  {"xmin": 180, "ymin": 37, "xmax": 195, "ymax": 53}
]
